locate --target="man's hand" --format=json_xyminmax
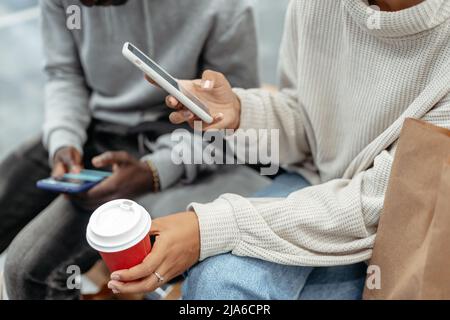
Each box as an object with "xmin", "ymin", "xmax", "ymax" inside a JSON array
[
  {"xmin": 107, "ymin": 211, "xmax": 200, "ymax": 294},
  {"xmin": 146, "ymin": 70, "xmax": 242, "ymax": 131},
  {"xmin": 70, "ymin": 151, "xmax": 153, "ymax": 210},
  {"xmin": 52, "ymin": 146, "xmax": 83, "ymax": 177}
]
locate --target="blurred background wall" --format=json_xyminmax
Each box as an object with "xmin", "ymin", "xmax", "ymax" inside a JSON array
[{"xmin": 0, "ymin": 0, "xmax": 289, "ymax": 160}]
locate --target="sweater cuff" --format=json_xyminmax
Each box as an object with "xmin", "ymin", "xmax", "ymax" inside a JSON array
[
  {"xmin": 233, "ymin": 88, "xmax": 267, "ymax": 130},
  {"xmin": 47, "ymin": 130, "xmax": 83, "ymax": 165},
  {"xmin": 141, "ymin": 149, "xmax": 185, "ymax": 191},
  {"xmin": 188, "ymin": 198, "xmax": 240, "ymax": 261}
]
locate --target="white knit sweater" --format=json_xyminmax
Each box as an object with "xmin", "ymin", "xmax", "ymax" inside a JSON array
[{"xmin": 190, "ymin": 0, "xmax": 450, "ymax": 266}]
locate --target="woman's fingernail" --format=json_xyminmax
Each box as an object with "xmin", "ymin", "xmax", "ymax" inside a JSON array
[
  {"xmin": 169, "ymin": 113, "xmax": 181, "ymax": 124},
  {"xmin": 108, "ymin": 282, "xmax": 116, "ymax": 290},
  {"xmin": 111, "ymin": 274, "xmax": 120, "ymax": 281},
  {"xmin": 202, "ymin": 79, "xmax": 214, "ymax": 89},
  {"xmin": 108, "ymin": 283, "xmax": 119, "ymax": 294}
]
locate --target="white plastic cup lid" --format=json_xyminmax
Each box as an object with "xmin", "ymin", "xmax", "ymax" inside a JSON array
[{"xmin": 86, "ymin": 199, "xmax": 152, "ymax": 253}]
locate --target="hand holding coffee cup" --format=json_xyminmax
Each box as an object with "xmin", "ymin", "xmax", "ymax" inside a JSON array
[
  {"xmin": 86, "ymin": 199, "xmax": 152, "ymax": 272},
  {"xmin": 107, "ymin": 211, "xmax": 200, "ymax": 295}
]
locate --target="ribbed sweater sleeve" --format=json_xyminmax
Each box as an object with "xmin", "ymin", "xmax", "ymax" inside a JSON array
[{"xmin": 192, "ymin": 96, "xmax": 450, "ymax": 266}]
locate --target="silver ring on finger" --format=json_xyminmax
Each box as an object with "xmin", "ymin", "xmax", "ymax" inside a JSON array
[{"xmin": 153, "ymin": 271, "xmax": 164, "ymax": 283}]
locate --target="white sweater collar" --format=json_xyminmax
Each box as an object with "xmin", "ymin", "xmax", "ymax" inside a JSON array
[{"xmin": 343, "ymin": 0, "xmax": 450, "ymax": 38}]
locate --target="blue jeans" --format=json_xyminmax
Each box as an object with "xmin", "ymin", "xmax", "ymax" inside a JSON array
[{"xmin": 183, "ymin": 173, "xmax": 367, "ymax": 300}]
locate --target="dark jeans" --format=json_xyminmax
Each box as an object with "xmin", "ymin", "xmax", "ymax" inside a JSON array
[{"xmin": 1, "ymin": 123, "xmax": 153, "ymax": 299}]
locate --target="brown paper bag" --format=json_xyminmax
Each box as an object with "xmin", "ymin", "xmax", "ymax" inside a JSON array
[{"xmin": 363, "ymin": 118, "xmax": 450, "ymax": 300}]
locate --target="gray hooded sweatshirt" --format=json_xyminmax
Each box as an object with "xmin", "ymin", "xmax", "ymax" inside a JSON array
[{"xmin": 40, "ymin": 0, "xmax": 259, "ymax": 189}]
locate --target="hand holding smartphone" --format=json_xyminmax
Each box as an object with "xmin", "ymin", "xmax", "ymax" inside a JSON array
[{"xmin": 122, "ymin": 42, "xmax": 214, "ymax": 124}]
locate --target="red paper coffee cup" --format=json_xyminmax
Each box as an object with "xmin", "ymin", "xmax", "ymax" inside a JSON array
[{"xmin": 86, "ymin": 199, "xmax": 152, "ymax": 272}]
